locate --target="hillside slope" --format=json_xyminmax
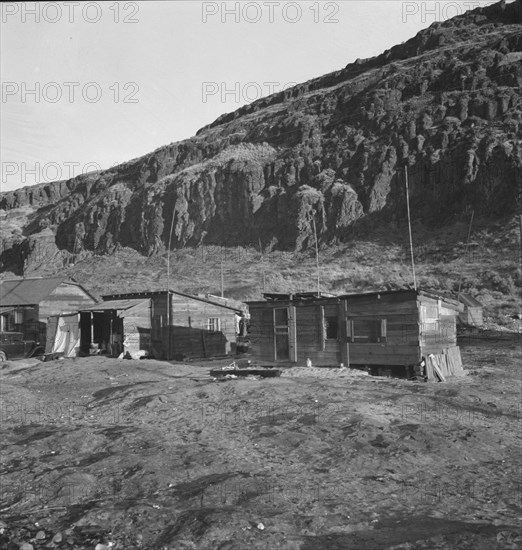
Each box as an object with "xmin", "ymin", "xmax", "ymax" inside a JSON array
[{"xmin": 1, "ymin": 0, "xmax": 521, "ymax": 267}]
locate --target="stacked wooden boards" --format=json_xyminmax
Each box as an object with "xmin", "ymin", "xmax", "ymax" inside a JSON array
[{"xmin": 425, "ymin": 347, "xmax": 464, "ymax": 382}]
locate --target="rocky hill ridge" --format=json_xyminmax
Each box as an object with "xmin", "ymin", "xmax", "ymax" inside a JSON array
[{"xmin": 1, "ymin": 0, "xmax": 521, "ymax": 271}]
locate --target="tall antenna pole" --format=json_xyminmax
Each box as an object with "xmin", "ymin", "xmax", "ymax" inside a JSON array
[
  {"xmin": 312, "ymin": 216, "xmax": 320, "ymax": 296},
  {"xmin": 458, "ymin": 210, "xmax": 474, "ymax": 298},
  {"xmin": 519, "ymin": 214, "xmax": 522, "ymax": 311},
  {"xmin": 519, "ymin": 214, "xmax": 522, "ymax": 269},
  {"xmin": 166, "ymin": 209, "xmax": 176, "ymax": 361},
  {"xmin": 220, "ymin": 248, "xmax": 224, "ymax": 298},
  {"xmin": 404, "ymin": 166, "xmax": 417, "ymax": 290}
]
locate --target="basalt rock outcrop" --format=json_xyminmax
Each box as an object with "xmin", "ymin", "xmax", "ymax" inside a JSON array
[{"xmin": 1, "ymin": 0, "xmax": 521, "ymax": 268}]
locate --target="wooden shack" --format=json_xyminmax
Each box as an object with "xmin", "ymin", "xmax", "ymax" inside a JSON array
[
  {"xmin": 79, "ymin": 290, "xmax": 243, "ymax": 360},
  {"xmin": 457, "ymin": 293, "xmax": 484, "ymax": 327},
  {"xmin": 79, "ymin": 298, "xmax": 151, "ymax": 357},
  {"xmin": 247, "ymin": 289, "xmax": 464, "ymax": 379},
  {"xmin": 0, "ymin": 277, "xmax": 96, "ymax": 344},
  {"xmin": 247, "ymin": 292, "xmax": 340, "ymax": 365}
]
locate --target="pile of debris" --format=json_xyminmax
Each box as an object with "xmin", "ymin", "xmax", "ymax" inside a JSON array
[{"xmin": 210, "ymin": 360, "xmax": 281, "ymax": 380}]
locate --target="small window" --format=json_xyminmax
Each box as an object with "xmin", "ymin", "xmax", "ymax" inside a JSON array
[
  {"xmin": 14, "ymin": 310, "xmax": 23, "ymax": 325},
  {"xmin": 207, "ymin": 318, "xmax": 221, "ymax": 332},
  {"xmin": 350, "ymin": 319, "xmax": 387, "ymax": 343},
  {"xmin": 2, "ymin": 313, "xmax": 16, "ymax": 331},
  {"xmin": 325, "ymin": 317, "xmax": 338, "ymax": 340},
  {"xmin": 274, "ymin": 308, "xmax": 288, "ymax": 326}
]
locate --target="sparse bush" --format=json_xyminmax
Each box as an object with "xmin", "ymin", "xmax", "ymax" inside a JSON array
[
  {"xmin": 482, "ymin": 269, "xmax": 516, "ymax": 294},
  {"xmin": 420, "ymin": 276, "xmax": 441, "ymax": 290}
]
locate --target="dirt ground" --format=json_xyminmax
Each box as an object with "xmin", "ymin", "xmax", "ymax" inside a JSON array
[{"xmin": 1, "ymin": 341, "xmax": 521, "ymax": 550}]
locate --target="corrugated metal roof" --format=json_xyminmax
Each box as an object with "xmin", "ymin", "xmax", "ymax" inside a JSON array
[
  {"xmin": 0, "ymin": 277, "xmax": 66, "ymax": 306},
  {"xmin": 457, "ymin": 293, "xmax": 483, "ymax": 308},
  {"xmin": 80, "ymin": 298, "xmax": 149, "ymax": 311}
]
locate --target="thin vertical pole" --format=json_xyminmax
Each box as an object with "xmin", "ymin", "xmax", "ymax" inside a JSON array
[
  {"xmin": 90, "ymin": 312, "xmax": 94, "ymax": 346},
  {"xmin": 519, "ymin": 214, "xmax": 522, "ymax": 310},
  {"xmin": 458, "ymin": 210, "xmax": 474, "ymax": 299},
  {"xmin": 220, "ymin": 249, "xmax": 224, "ymax": 298},
  {"xmin": 519, "ymin": 214, "xmax": 522, "ymax": 267},
  {"xmin": 166, "ymin": 209, "xmax": 176, "ymax": 361},
  {"xmin": 404, "ymin": 166, "xmax": 417, "ymax": 290},
  {"xmin": 312, "ymin": 217, "xmax": 320, "ymax": 296}
]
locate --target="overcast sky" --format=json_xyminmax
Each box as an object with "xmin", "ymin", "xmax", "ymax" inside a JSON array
[{"xmin": 1, "ymin": 0, "xmax": 499, "ymax": 192}]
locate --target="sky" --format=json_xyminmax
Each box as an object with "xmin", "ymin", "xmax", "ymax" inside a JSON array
[{"xmin": 0, "ymin": 0, "xmax": 500, "ymax": 192}]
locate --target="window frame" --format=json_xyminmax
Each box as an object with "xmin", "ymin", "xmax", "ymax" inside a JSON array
[
  {"xmin": 348, "ymin": 318, "xmax": 387, "ymax": 344},
  {"xmin": 207, "ymin": 317, "xmax": 221, "ymax": 332},
  {"xmin": 325, "ymin": 316, "xmax": 339, "ymax": 340},
  {"xmin": 14, "ymin": 309, "xmax": 23, "ymax": 326}
]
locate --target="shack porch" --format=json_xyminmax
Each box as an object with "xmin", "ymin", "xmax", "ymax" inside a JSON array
[{"xmin": 79, "ymin": 298, "xmax": 151, "ymax": 357}]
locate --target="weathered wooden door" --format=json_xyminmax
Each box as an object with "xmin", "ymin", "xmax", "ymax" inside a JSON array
[{"xmin": 274, "ymin": 307, "xmax": 289, "ymax": 361}]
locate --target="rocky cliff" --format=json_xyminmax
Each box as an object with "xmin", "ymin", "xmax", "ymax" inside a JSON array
[{"xmin": 1, "ymin": 0, "xmax": 521, "ymax": 269}]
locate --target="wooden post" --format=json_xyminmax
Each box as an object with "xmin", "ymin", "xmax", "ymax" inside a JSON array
[
  {"xmin": 90, "ymin": 312, "xmax": 94, "ymax": 352},
  {"xmin": 109, "ymin": 314, "xmax": 113, "ymax": 356},
  {"xmin": 272, "ymin": 309, "xmax": 277, "ymax": 361},
  {"xmin": 201, "ymin": 331, "xmax": 207, "ymax": 358},
  {"xmin": 288, "ymin": 306, "xmax": 297, "ymax": 362},
  {"xmin": 319, "ymin": 306, "xmax": 325, "ymax": 351},
  {"xmin": 339, "ymin": 300, "xmax": 350, "ymax": 367}
]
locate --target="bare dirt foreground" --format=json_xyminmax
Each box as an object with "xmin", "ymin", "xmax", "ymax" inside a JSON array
[{"xmin": 1, "ymin": 344, "xmax": 521, "ymax": 550}]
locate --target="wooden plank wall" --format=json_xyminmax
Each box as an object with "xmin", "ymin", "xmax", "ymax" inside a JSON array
[
  {"xmin": 294, "ymin": 303, "xmax": 341, "ymax": 366},
  {"xmin": 170, "ymin": 294, "xmax": 237, "ymax": 354},
  {"xmin": 249, "ymin": 293, "xmax": 464, "ymax": 369},
  {"xmin": 344, "ymin": 294, "xmax": 420, "ymax": 366},
  {"xmin": 151, "ymin": 294, "xmax": 168, "ymax": 358},
  {"xmin": 419, "ymin": 296, "xmax": 460, "ymax": 356},
  {"xmin": 166, "ymin": 326, "xmax": 227, "ymax": 359},
  {"xmin": 249, "ymin": 300, "xmax": 342, "ymax": 366},
  {"xmin": 150, "ymin": 293, "xmax": 238, "ymax": 359},
  {"xmin": 121, "ymin": 301, "xmax": 152, "ymax": 354},
  {"xmin": 249, "ymin": 306, "xmax": 275, "ymax": 362}
]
